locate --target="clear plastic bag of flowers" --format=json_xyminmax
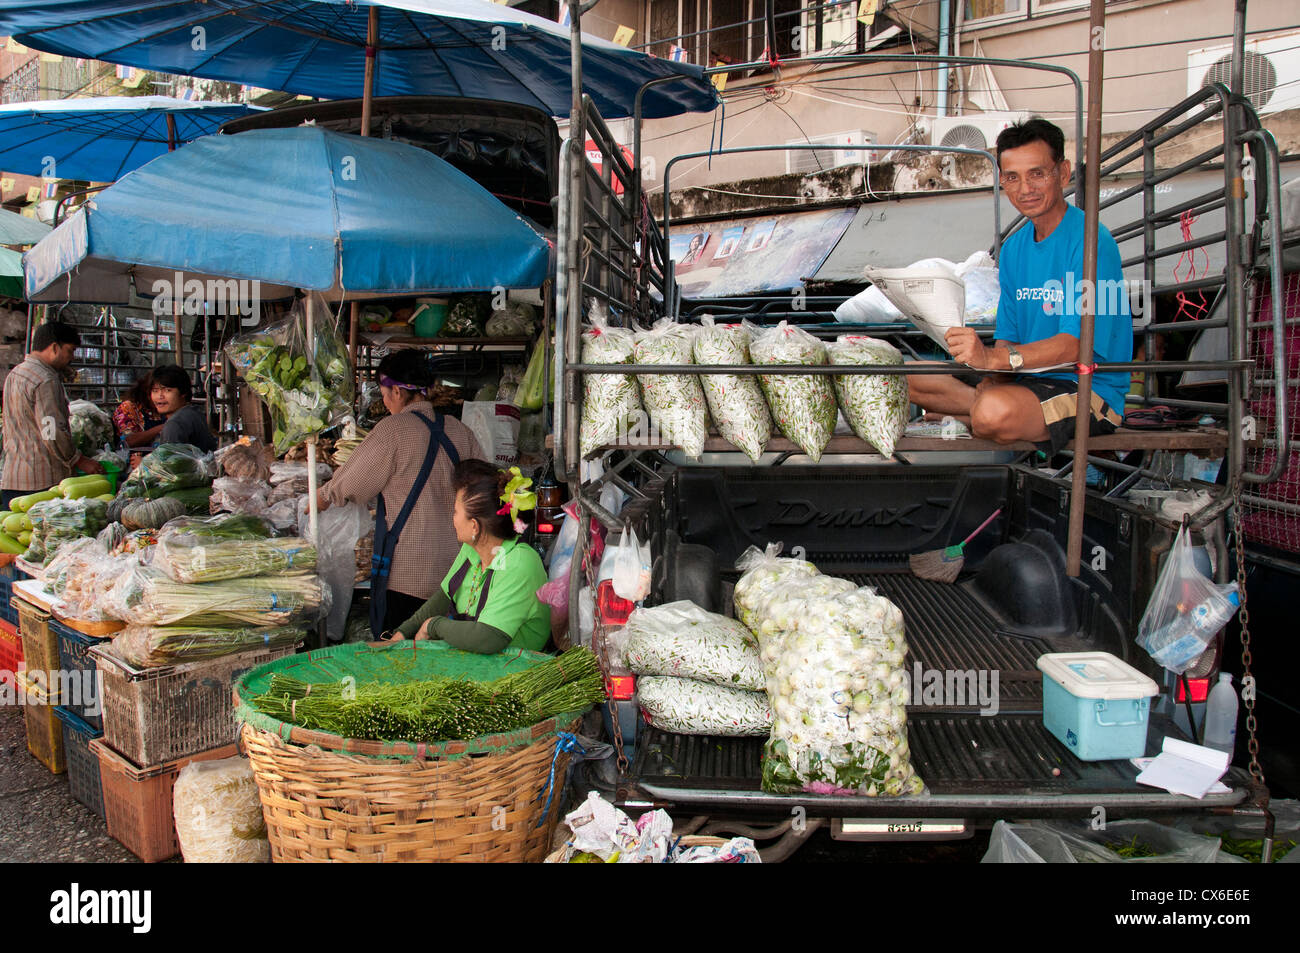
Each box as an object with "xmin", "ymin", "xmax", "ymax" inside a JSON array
[
  {"xmin": 692, "ymin": 317, "xmax": 771, "ymax": 462},
  {"xmin": 578, "ymin": 303, "xmax": 642, "ymax": 458},
  {"xmin": 746, "ymin": 321, "xmax": 837, "ymax": 462},
  {"xmin": 826, "ymin": 335, "xmax": 909, "ymax": 459},
  {"xmin": 633, "ymin": 319, "xmax": 709, "ymax": 459}
]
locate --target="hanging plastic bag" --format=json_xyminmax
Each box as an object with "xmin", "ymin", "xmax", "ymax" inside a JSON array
[
  {"xmin": 299, "ymin": 500, "xmax": 368, "ymax": 644},
  {"xmin": 1136, "ymin": 526, "xmax": 1241, "ymax": 674},
  {"xmin": 225, "ymin": 297, "xmax": 354, "ymax": 454},
  {"xmin": 611, "ymin": 527, "xmax": 651, "ymax": 602},
  {"xmin": 516, "ymin": 336, "xmax": 553, "ymax": 411}
]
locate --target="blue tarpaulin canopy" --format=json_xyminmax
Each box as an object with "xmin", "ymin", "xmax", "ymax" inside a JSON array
[
  {"xmin": 0, "ymin": 96, "xmax": 264, "ymax": 182},
  {"xmin": 0, "ymin": 0, "xmax": 719, "ymax": 120},
  {"xmin": 23, "ymin": 125, "xmax": 552, "ymax": 301},
  {"xmin": 0, "ymin": 207, "xmax": 51, "ymax": 246}
]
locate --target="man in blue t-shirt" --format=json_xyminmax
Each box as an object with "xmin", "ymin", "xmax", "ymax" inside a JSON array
[{"xmin": 907, "ymin": 118, "xmax": 1132, "ymax": 454}]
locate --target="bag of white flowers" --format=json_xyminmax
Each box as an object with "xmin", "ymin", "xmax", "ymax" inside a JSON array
[
  {"xmin": 578, "ymin": 304, "xmax": 642, "ymax": 459},
  {"xmin": 826, "ymin": 335, "xmax": 909, "ymax": 459},
  {"xmin": 633, "ymin": 319, "xmax": 709, "ymax": 459},
  {"xmin": 746, "ymin": 321, "xmax": 837, "ymax": 462},
  {"xmin": 692, "ymin": 317, "xmax": 772, "ymax": 462},
  {"xmin": 624, "ymin": 601, "xmax": 765, "ymax": 690},
  {"xmin": 637, "ymin": 676, "xmax": 773, "ymax": 737}
]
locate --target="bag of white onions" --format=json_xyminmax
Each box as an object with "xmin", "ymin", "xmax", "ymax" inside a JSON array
[
  {"xmin": 638, "ymin": 676, "xmax": 773, "ymax": 737},
  {"xmin": 734, "ymin": 544, "xmax": 925, "ymax": 796},
  {"xmin": 633, "ymin": 319, "xmax": 709, "ymax": 458},
  {"xmin": 624, "ymin": 600, "xmax": 765, "ymax": 691},
  {"xmin": 172, "ymin": 756, "xmax": 270, "ymax": 863},
  {"xmin": 732, "ymin": 542, "xmax": 820, "ymax": 632},
  {"xmin": 692, "ymin": 317, "xmax": 772, "ymax": 462}
]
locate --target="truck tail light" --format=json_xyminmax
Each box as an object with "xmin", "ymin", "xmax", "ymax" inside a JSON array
[
  {"xmin": 536, "ymin": 522, "xmax": 555, "ymax": 534},
  {"xmin": 1177, "ymin": 677, "xmax": 1210, "ymax": 704},
  {"xmin": 607, "ymin": 675, "xmax": 636, "ymax": 700},
  {"xmin": 597, "ymin": 579, "xmax": 636, "ymax": 626}
]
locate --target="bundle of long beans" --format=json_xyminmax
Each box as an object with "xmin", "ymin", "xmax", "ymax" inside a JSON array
[
  {"xmin": 250, "ymin": 647, "xmax": 604, "ymax": 742},
  {"xmin": 154, "ymin": 536, "xmax": 317, "ymax": 584},
  {"xmin": 115, "ymin": 624, "xmax": 307, "ymax": 669}
]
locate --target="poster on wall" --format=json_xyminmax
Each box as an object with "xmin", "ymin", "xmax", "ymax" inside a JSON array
[{"xmin": 668, "ymin": 206, "xmax": 856, "ymax": 299}]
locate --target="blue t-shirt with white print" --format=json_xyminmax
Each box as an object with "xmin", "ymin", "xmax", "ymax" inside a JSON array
[{"xmin": 994, "ymin": 203, "xmax": 1132, "ymax": 414}]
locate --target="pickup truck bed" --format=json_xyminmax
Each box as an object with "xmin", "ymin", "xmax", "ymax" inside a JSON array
[{"xmin": 621, "ymin": 571, "xmax": 1249, "ymax": 820}]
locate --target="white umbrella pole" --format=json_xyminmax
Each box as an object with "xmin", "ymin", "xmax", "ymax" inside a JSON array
[{"xmin": 306, "ymin": 294, "xmax": 320, "ymax": 544}]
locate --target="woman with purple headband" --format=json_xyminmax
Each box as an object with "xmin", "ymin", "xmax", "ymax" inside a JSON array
[{"xmin": 317, "ymin": 350, "xmax": 482, "ymax": 638}]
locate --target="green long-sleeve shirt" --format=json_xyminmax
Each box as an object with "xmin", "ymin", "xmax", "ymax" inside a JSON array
[{"xmin": 394, "ymin": 588, "xmax": 511, "ymax": 654}]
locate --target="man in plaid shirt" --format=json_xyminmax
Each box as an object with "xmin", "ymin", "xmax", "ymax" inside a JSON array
[{"xmin": 2, "ymin": 322, "xmax": 103, "ymax": 508}]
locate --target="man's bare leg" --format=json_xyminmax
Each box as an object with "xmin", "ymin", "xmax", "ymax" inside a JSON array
[
  {"xmin": 907, "ymin": 367, "xmax": 978, "ymax": 417},
  {"xmin": 969, "ymin": 384, "xmax": 1051, "ymax": 443}
]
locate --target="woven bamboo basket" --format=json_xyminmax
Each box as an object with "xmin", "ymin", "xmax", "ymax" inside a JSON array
[{"xmin": 234, "ymin": 641, "xmax": 586, "ymax": 863}]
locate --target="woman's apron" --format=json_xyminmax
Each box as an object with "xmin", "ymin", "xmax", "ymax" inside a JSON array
[{"xmin": 369, "ymin": 412, "xmax": 459, "ymax": 637}]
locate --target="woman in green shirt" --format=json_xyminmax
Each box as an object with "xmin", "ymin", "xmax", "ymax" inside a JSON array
[{"xmin": 390, "ymin": 459, "xmax": 550, "ymax": 653}]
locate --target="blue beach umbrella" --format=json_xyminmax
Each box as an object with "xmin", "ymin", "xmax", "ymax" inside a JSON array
[
  {"xmin": 23, "ymin": 125, "xmax": 552, "ymax": 302},
  {"xmin": 0, "ymin": 0, "xmax": 719, "ymax": 120},
  {"xmin": 0, "ymin": 96, "xmax": 265, "ymax": 183}
]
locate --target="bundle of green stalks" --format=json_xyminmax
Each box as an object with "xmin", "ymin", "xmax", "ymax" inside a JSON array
[{"xmin": 251, "ymin": 647, "xmax": 605, "ymax": 742}]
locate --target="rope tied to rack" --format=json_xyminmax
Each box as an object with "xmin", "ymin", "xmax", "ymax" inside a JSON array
[{"xmin": 1174, "ymin": 209, "xmax": 1211, "ymax": 322}]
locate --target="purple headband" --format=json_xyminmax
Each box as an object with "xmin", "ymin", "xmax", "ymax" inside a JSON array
[{"xmin": 379, "ymin": 374, "xmax": 423, "ymax": 391}]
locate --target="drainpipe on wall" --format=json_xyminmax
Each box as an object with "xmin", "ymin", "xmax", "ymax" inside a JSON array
[
  {"xmin": 937, "ymin": 0, "xmax": 951, "ymax": 118},
  {"xmin": 953, "ymin": 0, "xmax": 965, "ymax": 115}
]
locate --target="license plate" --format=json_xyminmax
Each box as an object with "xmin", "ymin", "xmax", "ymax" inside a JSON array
[{"xmin": 831, "ymin": 818, "xmax": 969, "ymax": 841}]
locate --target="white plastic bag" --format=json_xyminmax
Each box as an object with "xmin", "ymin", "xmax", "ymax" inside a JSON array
[
  {"xmin": 826, "ymin": 335, "xmax": 908, "ymax": 458},
  {"xmin": 1137, "ymin": 526, "xmax": 1241, "ymax": 674},
  {"xmin": 746, "ymin": 321, "xmax": 837, "ymax": 462},
  {"xmin": 834, "ymin": 284, "xmax": 905, "ymax": 324},
  {"xmin": 461, "ymin": 401, "xmax": 521, "ymax": 468},
  {"xmin": 954, "ymin": 250, "xmax": 1000, "ymax": 325},
  {"xmin": 692, "ymin": 317, "xmax": 772, "ymax": 462},
  {"xmin": 611, "ymin": 528, "xmax": 651, "ymax": 603},
  {"xmin": 579, "ymin": 304, "xmax": 643, "ymax": 458},
  {"xmin": 300, "ymin": 501, "xmax": 368, "ymax": 643}
]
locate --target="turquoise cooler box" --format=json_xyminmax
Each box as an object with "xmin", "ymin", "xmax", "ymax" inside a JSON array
[{"xmin": 1036, "ymin": 652, "xmax": 1159, "ymax": 761}]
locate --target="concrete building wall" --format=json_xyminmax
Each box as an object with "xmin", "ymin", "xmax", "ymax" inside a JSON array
[{"xmin": 631, "ymin": 0, "xmax": 1298, "ymax": 197}]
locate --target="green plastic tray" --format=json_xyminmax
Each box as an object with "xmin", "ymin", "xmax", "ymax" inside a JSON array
[{"xmin": 234, "ymin": 640, "xmax": 584, "ymax": 761}]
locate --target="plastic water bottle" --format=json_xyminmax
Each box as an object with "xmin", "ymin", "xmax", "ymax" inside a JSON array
[{"xmin": 1203, "ymin": 673, "xmax": 1238, "ymax": 760}]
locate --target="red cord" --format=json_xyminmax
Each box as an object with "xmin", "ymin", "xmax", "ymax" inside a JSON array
[
  {"xmin": 1076, "ymin": 362, "xmax": 1098, "ymax": 375},
  {"xmin": 1174, "ymin": 209, "xmax": 1210, "ymax": 321}
]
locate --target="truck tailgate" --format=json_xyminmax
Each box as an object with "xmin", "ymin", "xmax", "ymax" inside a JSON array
[{"xmin": 623, "ymin": 574, "xmax": 1249, "ymax": 816}]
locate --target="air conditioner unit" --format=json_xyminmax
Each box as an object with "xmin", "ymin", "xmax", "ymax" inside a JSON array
[
  {"xmin": 785, "ymin": 130, "xmax": 879, "ymax": 174},
  {"xmin": 1187, "ymin": 29, "xmax": 1300, "ymax": 115},
  {"xmin": 929, "ymin": 112, "xmax": 1029, "ymax": 152}
]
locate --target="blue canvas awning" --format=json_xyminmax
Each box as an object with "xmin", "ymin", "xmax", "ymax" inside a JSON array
[
  {"xmin": 0, "ymin": 96, "xmax": 264, "ymax": 182},
  {"xmin": 24, "ymin": 126, "xmax": 552, "ymax": 302},
  {"xmin": 0, "ymin": 0, "xmax": 719, "ymax": 120}
]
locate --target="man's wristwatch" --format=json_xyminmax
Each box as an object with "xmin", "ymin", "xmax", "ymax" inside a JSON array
[{"xmin": 1006, "ymin": 344, "xmax": 1025, "ymax": 372}]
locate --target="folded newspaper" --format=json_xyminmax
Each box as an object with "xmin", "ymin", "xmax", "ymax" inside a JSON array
[{"xmin": 862, "ymin": 263, "xmax": 966, "ymax": 352}]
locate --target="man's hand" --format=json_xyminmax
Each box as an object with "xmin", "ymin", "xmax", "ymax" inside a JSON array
[
  {"xmin": 945, "ymin": 327, "xmax": 997, "ymax": 369},
  {"xmin": 75, "ymin": 455, "xmax": 105, "ymax": 475},
  {"xmin": 316, "ymin": 490, "xmax": 332, "ymax": 512}
]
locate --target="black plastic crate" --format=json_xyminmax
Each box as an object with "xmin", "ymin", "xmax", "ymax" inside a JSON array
[
  {"xmin": 52, "ymin": 619, "xmax": 108, "ymax": 731},
  {"xmin": 0, "ymin": 565, "xmax": 19, "ymax": 627},
  {"xmin": 53, "ymin": 705, "xmax": 104, "ymax": 818}
]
